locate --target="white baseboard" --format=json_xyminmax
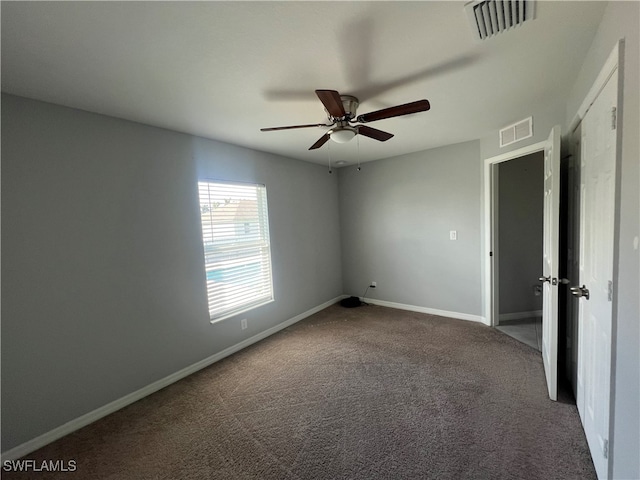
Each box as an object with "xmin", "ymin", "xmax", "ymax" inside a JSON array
[
  {"xmin": 361, "ymin": 297, "xmax": 486, "ymax": 324},
  {"xmin": 1, "ymin": 296, "xmax": 344, "ymax": 462},
  {"xmin": 498, "ymin": 310, "xmax": 542, "ymax": 321}
]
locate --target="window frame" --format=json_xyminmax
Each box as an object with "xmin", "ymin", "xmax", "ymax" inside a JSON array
[{"xmin": 197, "ymin": 179, "xmax": 274, "ymax": 323}]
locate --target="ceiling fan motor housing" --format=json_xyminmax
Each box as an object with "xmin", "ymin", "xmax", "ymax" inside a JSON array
[{"xmin": 329, "ymin": 95, "xmax": 359, "ymax": 121}]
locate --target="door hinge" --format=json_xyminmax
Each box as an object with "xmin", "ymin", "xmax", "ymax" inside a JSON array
[
  {"xmin": 611, "ymin": 107, "xmax": 617, "ymax": 130},
  {"xmin": 603, "ymin": 439, "xmax": 609, "ymax": 459},
  {"xmin": 608, "ymin": 280, "xmax": 613, "ymax": 302}
]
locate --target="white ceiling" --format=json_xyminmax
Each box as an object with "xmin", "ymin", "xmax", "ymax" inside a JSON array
[{"xmin": 1, "ymin": 1, "xmax": 607, "ymax": 166}]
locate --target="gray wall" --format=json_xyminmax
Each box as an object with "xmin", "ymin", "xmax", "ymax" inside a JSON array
[
  {"xmin": 1, "ymin": 94, "xmax": 343, "ymax": 452},
  {"xmin": 565, "ymin": 2, "xmax": 639, "ymax": 478},
  {"xmin": 479, "ymin": 101, "xmax": 566, "ymax": 161},
  {"xmin": 338, "ymin": 141, "xmax": 482, "ymax": 317},
  {"xmin": 498, "ymin": 152, "xmax": 544, "ymax": 316}
]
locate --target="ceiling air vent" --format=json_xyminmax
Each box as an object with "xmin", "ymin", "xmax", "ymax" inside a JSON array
[
  {"xmin": 465, "ymin": 0, "xmax": 536, "ymax": 40},
  {"xmin": 499, "ymin": 116, "xmax": 533, "ymax": 148}
]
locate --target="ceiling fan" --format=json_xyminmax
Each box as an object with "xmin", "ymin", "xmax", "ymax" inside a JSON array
[{"xmin": 261, "ymin": 90, "xmax": 430, "ymax": 150}]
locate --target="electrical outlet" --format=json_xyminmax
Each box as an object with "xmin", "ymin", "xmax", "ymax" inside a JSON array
[
  {"xmin": 450, "ymin": 230, "xmax": 457, "ymax": 240},
  {"xmin": 370, "ymin": 281, "xmax": 377, "ymax": 288},
  {"xmin": 241, "ymin": 319, "xmax": 247, "ymax": 330}
]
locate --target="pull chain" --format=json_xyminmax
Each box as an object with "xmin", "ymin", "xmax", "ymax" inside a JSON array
[
  {"xmin": 327, "ymin": 140, "xmax": 332, "ymax": 174},
  {"xmin": 356, "ymin": 134, "xmax": 361, "ymax": 171}
]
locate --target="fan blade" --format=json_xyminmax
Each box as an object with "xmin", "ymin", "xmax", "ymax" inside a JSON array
[
  {"xmin": 356, "ymin": 125, "xmax": 394, "ymax": 142},
  {"xmin": 316, "ymin": 90, "xmax": 346, "ymax": 118},
  {"xmin": 261, "ymin": 123, "xmax": 332, "ymax": 132},
  {"xmin": 356, "ymin": 99, "xmax": 430, "ymax": 123},
  {"xmin": 309, "ymin": 133, "xmax": 331, "ymax": 150}
]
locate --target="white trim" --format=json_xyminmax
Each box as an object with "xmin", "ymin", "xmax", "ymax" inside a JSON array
[
  {"xmin": 491, "ymin": 166, "xmax": 500, "ymax": 326},
  {"xmin": 484, "ymin": 139, "xmax": 547, "ymax": 166},
  {"xmin": 0, "ymin": 295, "xmax": 345, "ymax": 462},
  {"xmin": 499, "ymin": 310, "xmax": 543, "ymax": 321},
  {"xmin": 569, "ymin": 41, "xmax": 620, "ymax": 133},
  {"xmin": 363, "ymin": 297, "xmax": 485, "ymax": 324},
  {"xmin": 483, "ymin": 140, "xmax": 547, "ymax": 327}
]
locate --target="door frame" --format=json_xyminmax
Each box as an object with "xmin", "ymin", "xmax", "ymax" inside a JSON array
[
  {"xmin": 483, "ymin": 140, "xmax": 547, "ymax": 327},
  {"xmin": 568, "ymin": 41, "xmax": 621, "ymax": 133}
]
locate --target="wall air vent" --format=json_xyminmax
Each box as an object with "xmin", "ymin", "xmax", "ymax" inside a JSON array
[
  {"xmin": 499, "ymin": 116, "xmax": 533, "ymax": 148},
  {"xmin": 465, "ymin": 0, "xmax": 536, "ymax": 40}
]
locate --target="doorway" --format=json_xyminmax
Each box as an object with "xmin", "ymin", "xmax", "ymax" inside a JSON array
[
  {"xmin": 493, "ymin": 152, "xmax": 544, "ymax": 351},
  {"xmin": 484, "ymin": 125, "xmax": 561, "ymax": 400}
]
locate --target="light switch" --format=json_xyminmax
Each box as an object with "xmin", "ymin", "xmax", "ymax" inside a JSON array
[{"xmin": 450, "ymin": 230, "xmax": 457, "ymax": 240}]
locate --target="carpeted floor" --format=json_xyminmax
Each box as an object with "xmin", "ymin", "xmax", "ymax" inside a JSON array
[{"xmin": 3, "ymin": 304, "xmax": 596, "ymax": 479}]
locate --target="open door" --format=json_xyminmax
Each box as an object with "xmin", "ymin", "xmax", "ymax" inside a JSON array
[
  {"xmin": 484, "ymin": 125, "xmax": 561, "ymax": 402},
  {"xmin": 540, "ymin": 125, "xmax": 561, "ymax": 401}
]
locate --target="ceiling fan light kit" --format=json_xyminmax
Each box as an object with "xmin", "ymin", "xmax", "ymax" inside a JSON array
[
  {"xmin": 261, "ymin": 89, "xmax": 431, "ymax": 152},
  {"xmin": 329, "ymin": 127, "xmax": 356, "ymax": 144}
]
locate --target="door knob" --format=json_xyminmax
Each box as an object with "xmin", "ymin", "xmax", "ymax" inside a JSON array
[
  {"xmin": 539, "ymin": 276, "xmax": 551, "ymax": 283},
  {"xmin": 570, "ymin": 285, "xmax": 590, "ymax": 300}
]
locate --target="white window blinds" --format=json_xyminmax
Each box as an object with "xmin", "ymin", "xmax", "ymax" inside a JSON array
[{"xmin": 198, "ymin": 181, "xmax": 274, "ymax": 322}]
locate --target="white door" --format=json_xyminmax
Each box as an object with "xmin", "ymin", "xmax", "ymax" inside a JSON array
[
  {"xmin": 575, "ymin": 68, "xmax": 618, "ymax": 480},
  {"xmin": 540, "ymin": 125, "xmax": 561, "ymax": 401}
]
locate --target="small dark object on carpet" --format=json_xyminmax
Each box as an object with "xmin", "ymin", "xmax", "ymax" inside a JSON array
[{"xmin": 340, "ymin": 296, "xmax": 362, "ymax": 308}]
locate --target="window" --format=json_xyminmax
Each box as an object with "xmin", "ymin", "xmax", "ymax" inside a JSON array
[{"xmin": 198, "ymin": 181, "xmax": 274, "ymax": 322}]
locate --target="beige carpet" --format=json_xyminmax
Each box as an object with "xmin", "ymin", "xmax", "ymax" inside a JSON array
[{"xmin": 3, "ymin": 304, "xmax": 596, "ymax": 479}]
